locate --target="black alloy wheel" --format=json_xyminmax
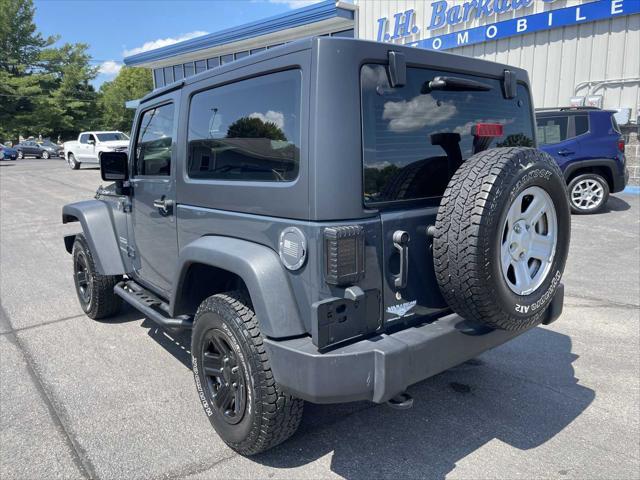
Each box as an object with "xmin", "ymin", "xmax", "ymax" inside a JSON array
[
  {"xmin": 200, "ymin": 329, "xmax": 247, "ymax": 425},
  {"xmin": 71, "ymin": 234, "xmax": 122, "ymax": 319},
  {"xmin": 74, "ymin": 249, "xmax": 92, "ymax": 307},
  {"xmin": 192, "ymin": 292, "xmax": 303, "ymax": 455}
]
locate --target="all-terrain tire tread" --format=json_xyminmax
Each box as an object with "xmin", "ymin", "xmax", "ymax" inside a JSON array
[
  {"xmin": 195, "ymin": 292, "xmax": 304, "ymax": 455},
  {"xmin": 433, "ymin": 147, "xmax": 565, "ymax": 330},
  {"xmin": 73, "ymin": 235, "xmax": 122, "ymax": 319}
]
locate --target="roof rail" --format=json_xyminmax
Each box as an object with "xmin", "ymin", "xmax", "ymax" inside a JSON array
[{"xmin": 535, "ymin": 106, "xmax": 602, "ymax": 112}]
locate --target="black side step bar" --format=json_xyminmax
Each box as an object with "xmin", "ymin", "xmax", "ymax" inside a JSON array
[{"xmin": 114, "ymin": 280, "xmax": 193, "ymax": 330}]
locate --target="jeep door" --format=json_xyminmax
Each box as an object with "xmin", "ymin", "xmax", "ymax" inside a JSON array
[
  {"xmin": 128, "ymin": 93, "xmax": 179, "ymax": 296},
  {"xmin": 536, "ymin": 113, "xmax": 584, "ymax": 168}
]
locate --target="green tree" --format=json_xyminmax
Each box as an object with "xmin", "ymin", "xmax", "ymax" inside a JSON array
[
  {"xmin": 227, "ymin": 117, "xmax": 287, "ymax": 141},
  {"xmin": 0, "ymin": 0, "xmax": 52, "ymax": 141},
  {"xmin": 497, "ymin": 133, "xmax": 534, "ymax": 148},
  {"xmin": 36, "ymin": 43, "xmax": 99, "ymax": 138},
  {"xmin": 0, "ymin": 0, "xmax": 98, "ymax": 143},
  {"xmin": 0, "ymin": 0, "xmax": 51, "ymax": 74},
  {"xmin": 98, "ymin": 67, "xmax": 153, "ymax": 133}
]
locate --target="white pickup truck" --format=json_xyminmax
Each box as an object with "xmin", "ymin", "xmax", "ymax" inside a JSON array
[{"xmin": 63, "ymin": 131, "xmax": 129, "ymax": 170}]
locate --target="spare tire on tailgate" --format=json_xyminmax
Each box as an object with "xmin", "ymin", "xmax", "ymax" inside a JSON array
[{"xmin": 433, "ymin": 147, "xmax": 570, "ymax": 331}]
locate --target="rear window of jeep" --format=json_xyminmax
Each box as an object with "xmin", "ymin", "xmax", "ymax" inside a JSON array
[
  {"xmin": 361, "ymin": 64, "xmax": 535, "ymax": 205},
  {"xmin": 187, "ymin": 69, "xmax": 301, "ymax": 182}
]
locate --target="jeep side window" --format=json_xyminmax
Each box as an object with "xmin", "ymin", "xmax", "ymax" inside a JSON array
[
  {"xmin": 134, "ymin": 103, "xmax": 174, "ymax": 176},
  {"xmin": 536, "ymin": 115, "xmax": 568, "ymax": 144},
  {"xmin": 361, "ymin": 64, "xmax": 534, "ymax": 205},
  {"xmin": 574, "ymin": 114, "xmax": 589, "ymax": 136},
  {"xmin": 187, "ymin": 69, "xmax": 301, "ymax": 182}
]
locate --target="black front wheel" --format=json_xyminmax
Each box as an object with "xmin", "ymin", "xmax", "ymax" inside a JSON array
[
  {"xmin": 72, "ymin": 235, "xmax": 122, "ymax": 319},
  {"xmin": 191, "ymin": 292, "xmax": 303, "ymax": 456},
  {"xmin": 42, "ymin": 150, "xmax": 50, "ymax": 159}
]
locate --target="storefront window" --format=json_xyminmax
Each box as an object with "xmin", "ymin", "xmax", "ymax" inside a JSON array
[
  {"xmin": 153, "ymin": 68, "xmax": 165, "ymax": 88},
  {"xmin": 195, "ymin": 60, "xmax": 207, "ymax": 74},
  {"xmin": 163, "ymin": 66, "xmax": 174, "ymax": 84},
  {"xmin": 184, "ymin": 62, "xmax": 195, "ymax": 77}
]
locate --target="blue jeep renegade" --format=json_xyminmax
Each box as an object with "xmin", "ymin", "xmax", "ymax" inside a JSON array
[{"xmin": 536, "ymin": 107, "xmax": 628, "ymax": 214}]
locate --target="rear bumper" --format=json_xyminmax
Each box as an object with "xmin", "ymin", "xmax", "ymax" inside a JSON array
[
  {"xmin": 614, "ymin": 166, "xmax": 629, "ymax": 193},
  {"xmin": 265, "ymin": 284, "xmax": 564, "ymax": 404}
]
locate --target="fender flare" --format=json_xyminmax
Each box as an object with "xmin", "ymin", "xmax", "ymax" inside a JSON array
[
  {"xmin": 171, "ymin": 236, "xmax": 306, "ymax": 339},
  {"xmin": 62, "ymin": 200, "xmax": 125, "ymax": 276},
  {"xmin": 562, "ymin": 158, "xmax": 616, "ymax": 182}
]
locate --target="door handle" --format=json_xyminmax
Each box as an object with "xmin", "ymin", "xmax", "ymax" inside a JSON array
[
  {"xmin": 557, "ymin": 149, "xmax": 574, "ymax": 156},
  {"xmin": 153, "ymin": 197, "xmax": 174, "ymax": 215},
  {"xmin": 392, "ymin": 230, "xmax": 410, "ymax": 289}
]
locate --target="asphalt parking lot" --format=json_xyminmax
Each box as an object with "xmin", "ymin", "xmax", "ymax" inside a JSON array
[{"xmin": 1, "ymin": 158, "xmax": 639, "ymax": 479}]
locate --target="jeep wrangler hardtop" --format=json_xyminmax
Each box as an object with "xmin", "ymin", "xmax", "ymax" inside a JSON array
[{"xmin": 63, "ymin": 37, "xmax": 570, "ymax": 455}]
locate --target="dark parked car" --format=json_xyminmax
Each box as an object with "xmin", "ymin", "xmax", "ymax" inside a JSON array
[
  {"xmin": 38, "ymin": 139, "xmax": 64, "ymax": 157},
  {"xmin": 536, "ymin": 107, "xmax": 628, "ymax": 214},
  {"xmin": 62, "ymin": 37, "xmax": 570, "ymax": 455},
  {"xmin": 14, "ymin": 140, "xmax": 59, "ymax": 159},
  {"xmin": 0, "ymin": 143, "xmax": 18, "ymax": 160}
]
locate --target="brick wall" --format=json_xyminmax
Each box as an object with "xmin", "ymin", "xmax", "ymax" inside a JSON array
[{"xmin": 622, "ymin": 126, "xmax": 639, "ymax": 187}]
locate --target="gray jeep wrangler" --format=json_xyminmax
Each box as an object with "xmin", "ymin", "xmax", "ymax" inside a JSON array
[{"xmin": 63, "ymin": 37, "xmax": 570, "ymax": 455}]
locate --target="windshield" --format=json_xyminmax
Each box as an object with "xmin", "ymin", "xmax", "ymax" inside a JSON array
[
  {"xmin": 96, "ymin": 132, "xmax": 129, "ymax": 142},
  {"xmin": 361, "ymin": 64, "xmax": 535, "ymax": 205}
]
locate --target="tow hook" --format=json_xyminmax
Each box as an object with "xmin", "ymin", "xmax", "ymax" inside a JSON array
[{"xmin": 387, "ymin": 392, "xmax": 414, "ymax": 410}]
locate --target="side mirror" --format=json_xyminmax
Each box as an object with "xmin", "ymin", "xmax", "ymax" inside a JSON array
[
  {"xmin": 88, "ymin": 138, "xmax": 96, "ymax": 145},
  {"xmin": 100, "ymin": 151, "xmax": 129, "ymax": 181}
]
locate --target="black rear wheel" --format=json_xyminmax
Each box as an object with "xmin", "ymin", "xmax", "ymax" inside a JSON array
[{"xmin": 192, "ymin": 292, "xmax": 303, "ymax": 456}]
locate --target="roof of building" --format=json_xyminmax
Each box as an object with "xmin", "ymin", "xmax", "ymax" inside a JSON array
[{"xmin": 123, "ymin": 0, "xmax": 354, "ymax": 67}]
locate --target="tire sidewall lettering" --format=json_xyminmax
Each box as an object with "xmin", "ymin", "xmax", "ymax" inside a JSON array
[
  {"xmin": 490, "ymin": 154, "xmax": 569, "ymax": 321},
  {"xmin": 192, "ymin": 356, "xmax": 214, "ymax": 417},
  {"xmin": 192, "ymin": 306, "xmax": 257, "ymax": 444}
]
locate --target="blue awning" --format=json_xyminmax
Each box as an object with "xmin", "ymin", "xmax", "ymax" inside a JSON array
[{"xmin": 124, "ymin": 0, "xmax": 353, "ymax": 66}]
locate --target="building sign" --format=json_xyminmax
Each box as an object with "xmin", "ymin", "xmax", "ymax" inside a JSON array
[{"xmin": 376, "ymin": 0, "xmax": 640, "ymax": 51}]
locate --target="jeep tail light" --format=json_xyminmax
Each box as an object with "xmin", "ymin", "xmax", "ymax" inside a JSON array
[
  {"xmin": 618, "ymin": 138, "xmax": 625, "ymax": 153},
  {"xmin": 473, "ymin": 123, "xmax": 504, "ymax": 137},
  {"xmin": 324, "ymin": 226, "xmax": 365, "ymax": 286}
]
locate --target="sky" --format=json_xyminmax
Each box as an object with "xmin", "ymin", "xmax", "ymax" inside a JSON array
[{"xmin": 33, "ymin": 0, "xmax": 322, "ymax": 88}]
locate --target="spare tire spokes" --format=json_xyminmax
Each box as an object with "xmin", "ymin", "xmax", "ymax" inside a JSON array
[{"xmin": 501, "ymin": 186, "xmax": 558, "ymax": 296}]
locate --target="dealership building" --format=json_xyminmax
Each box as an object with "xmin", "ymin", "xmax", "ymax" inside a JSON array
[
  {"xmin": 123, "ymin": 0, "xmax": 640, "ymax": 179},
  {"xmin": 124, "ymin": 0, "xmax": 639, "ymax": 120}
]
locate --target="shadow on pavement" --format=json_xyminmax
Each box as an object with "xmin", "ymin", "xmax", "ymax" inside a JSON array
[
  {"xmin": 121, "ymin": 307, "xmax": 593, "ymax": 479},
  {"xmin": 602, "ymin": 195, "xmax": 630, "ymax": 213},
  {"xmin": 252, "ymin": 327, "xmax": 594, "ymax": 479}
]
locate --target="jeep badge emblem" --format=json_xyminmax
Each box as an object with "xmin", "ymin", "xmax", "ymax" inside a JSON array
[{"xmin": 279, "ymin": 227, "xmax": 307, "ymax": 271}]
